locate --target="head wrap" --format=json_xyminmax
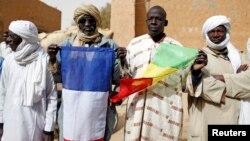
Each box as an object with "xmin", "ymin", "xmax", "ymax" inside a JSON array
[
  {"xmin": 74, "ymin": 4, "xmax": 101, "ymax": 27},
  {"xmin": 73, "ymin": 4, "xmax": 102, "ymax": 45},
  {"xmin": 8, "ymin": 20, "xmax": 40, "ymax": 65},
  {"xmin": 9, "ymin": 20, "xmax": 39, "ymax": 44},
  {"xmin": 202, "ymin": 15, "xmax": 241, "ymax": 73}
]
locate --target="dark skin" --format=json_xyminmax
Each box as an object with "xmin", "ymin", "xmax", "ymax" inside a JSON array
[
  {"xmin": 48, "ymin": 14, "xmax": 126, "ymax": 65},
  {"xmin": 146, "ymin": 6, "xmax": 207, "ymax": 71},
  {"xmin": 206, "ymin": 25, "xmax": 248, "ymax": 82},
  {"xmin": 6, "ymin": 31, "xmax": 22, "ymax": 51},
  {"xmin": 0, "ymin": 31, "xmax": 54, "ymax": 141},
  {"xmin": 2, "ymin": 31, "xmax": 10, "ymax": 45},
  {"xmin": 207, "ymin": 25, "xmax": 227, "ymax": 44},
  {"xmin": 78, "ymin": 15, "xmax": 97, "ymax": 36},
  {"xmin": 146, "ymin": 6, "xmax": 168, "ymax": 42},
  {"xmin": 192, "ymin": 27, "xmax": 222, "ymax": 70}
]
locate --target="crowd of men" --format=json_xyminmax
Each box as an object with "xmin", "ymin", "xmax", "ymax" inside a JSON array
[{"xmin": 0, "ymin": 3, "xmax": 250, "ymax": 141}]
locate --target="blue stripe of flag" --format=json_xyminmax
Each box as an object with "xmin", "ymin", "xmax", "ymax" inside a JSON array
[{"xmin": 60, "ymin": 46, "xmax": 115, "ymax": 92}]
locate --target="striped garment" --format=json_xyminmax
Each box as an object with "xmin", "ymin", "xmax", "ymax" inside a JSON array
[{"xmin": 124, "ymin": 34, "xmax": 188, "ymax": 141}]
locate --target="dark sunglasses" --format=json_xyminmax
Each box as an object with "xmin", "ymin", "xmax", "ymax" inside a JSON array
[{"xmin": 78, "ymin": 18, "xmax": 96, "ymax": 24}]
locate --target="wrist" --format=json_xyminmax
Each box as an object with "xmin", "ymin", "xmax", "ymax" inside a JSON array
[
  {"xmin": 191, "ymin": 66, "xmax": 202, "ymax": 76},
  {"xmin": 0, "ymin": 123, "xmax": 3, "ymax": 129},
  {"xmin": 43, "ymin": 130, "xmax": 54, "ymax": 135}
]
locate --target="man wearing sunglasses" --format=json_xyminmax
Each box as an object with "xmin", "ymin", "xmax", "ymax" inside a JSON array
[{"xmin": 47, "ymin": 4, "xmax": 126, "ymax": 141}]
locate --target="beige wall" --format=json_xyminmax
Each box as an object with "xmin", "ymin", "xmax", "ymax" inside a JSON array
[
  {"xmin": 111, "ymin": 0, "xmax": 136, "ymax": 47},
  {"xmin": 111, "ymin": 0, "xmax": 250, "ymax": 51},
  {"xmin": 0, "ymin": 0, "xmax": 61, "ymax": 40}
]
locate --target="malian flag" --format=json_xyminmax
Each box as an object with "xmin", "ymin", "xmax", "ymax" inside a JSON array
[
  {"xmin": 61, "ymin": 47, "xmax": 115, "ymax": 141},
  {"xmin": 111, "ymin": 43, "xmax": 198, "ymax": 103}
]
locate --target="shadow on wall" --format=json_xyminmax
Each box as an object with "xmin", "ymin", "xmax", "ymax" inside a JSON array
[{"xmin": 39, "ymin": 26, "xmax": 114, "ymax": 50}]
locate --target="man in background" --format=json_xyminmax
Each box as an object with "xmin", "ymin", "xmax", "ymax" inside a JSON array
[{"xmin": 0, "ymin": 31, "xmax": 12, "ymax": 58}]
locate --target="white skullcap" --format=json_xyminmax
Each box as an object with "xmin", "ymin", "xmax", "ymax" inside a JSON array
[{"xmin": 9, "ymin": 20, "xmax": 39, "ymax": 44}]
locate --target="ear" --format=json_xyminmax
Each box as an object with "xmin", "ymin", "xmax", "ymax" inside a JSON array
[{"xmin": 165, "ymin": 20, "xmax": 168, "ymax": 26}]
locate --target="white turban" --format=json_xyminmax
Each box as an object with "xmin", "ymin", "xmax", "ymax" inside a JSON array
[
  {"xmin": 202, "ymin": 15, "xmax": 241, "ymax": 73},
  {"xmin": 202, "ymin": 15, "xmax": 231, "ymax": 35},
  {"xmin": 9, "ymin": 20, "xmax": 39, "ymax": 44}
]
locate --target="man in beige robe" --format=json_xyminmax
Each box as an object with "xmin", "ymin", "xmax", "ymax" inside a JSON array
[{"xmin": 187, "ymin": 15, "xmax": 250, "ymax": 141}]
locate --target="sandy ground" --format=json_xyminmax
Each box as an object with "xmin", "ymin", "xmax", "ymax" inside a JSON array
[{"xmin": 110, "ymin": 94, "xmax": 189, "ymax": 141}]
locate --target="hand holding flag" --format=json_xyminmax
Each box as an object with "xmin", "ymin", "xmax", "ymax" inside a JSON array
[{"xmin": 111, "ymin": 43, "xmax": 198, "ymax": 103}]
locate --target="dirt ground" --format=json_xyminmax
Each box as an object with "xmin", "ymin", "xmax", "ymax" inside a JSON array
[{"xmin": 110, "ymin": 94, "xmax": 189, "ymax": 141}]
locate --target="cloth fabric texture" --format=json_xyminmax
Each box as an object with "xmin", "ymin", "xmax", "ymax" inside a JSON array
[
  {"xmin": 61, "ymin": 47, "xmax": 114, "ymax": 140},
  {"xmin": 202, "ymin": 15, "xmax": 249, "ymax": 125},
  {"xmin": 124, "ymin": 34, "xmax": 186, "ymax": 141},
  {"xmin": 186, "ymin": 15, "xmax": 250, "ymax": 141},
  {"xmin": 9, "ymin": 20, "xmax": 47, "ymax": 106},
  {"xmin": 55, "ymin": 34, "xmax": 120, "ymax": 141},
  {"xmin": 0, "ymin": 56, "xmax": 3, "ymax": 76},
  {"xmin": 0, "ymin": 42, "xmax": 12, "ymax": 58},
  {"xmin": 0, "ymin": 20, "xmax": 57, "ymax": 141},
  {"xmin": 0, "ymin": 47, "xmax": 57, "ymax": 141}
]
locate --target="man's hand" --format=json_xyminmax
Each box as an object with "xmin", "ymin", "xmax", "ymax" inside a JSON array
[
  {"xmin": 47, "ymin": 44, "xmax": 60, "ymax": 64},
  {"xmin": 115, "ymin": 47, "xmax": 127, "ymax": 67},
  {"xmin": 43, "ymin": 132, "xmax": 53, "ymax": 141},
  {"xmin": 109, "ymin": 91, "xmax": 122, "ymax": 106},
  {"xmin": 192, "ymin": 50, "xmax": 208, "ymax": 71},
  {"xmin": 236, "ymin": 64, "xmax": 249, "ymax": 73}
]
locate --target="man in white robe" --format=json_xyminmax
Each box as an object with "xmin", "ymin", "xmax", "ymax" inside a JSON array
[
  {"xmin": 0, "ymin": 20, "xmax": 57, "ymax": 141},
  {"xmin": 0, "ymin": 31, "xmax": 12, "ymax": 58}
]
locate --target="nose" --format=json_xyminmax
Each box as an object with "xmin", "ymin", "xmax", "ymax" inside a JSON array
[
  {"xmin": 151, "ymin": 18, "xmax": 157, "ymax": 24},
  {"xmin": 84, "ymin": 20, "xmax": 91, "ymax": 26},
  {"xmin": 213, "ymin": 31, "xmax": 220, "ymax": 37},
  {"xmin": 6, "ymin": 36, "xmax": 12, "ymax": 43}
]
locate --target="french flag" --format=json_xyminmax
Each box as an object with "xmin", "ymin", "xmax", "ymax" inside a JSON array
[{"xmin": 61, "ymin": 47, "xmax": 115, "ymax": 141}]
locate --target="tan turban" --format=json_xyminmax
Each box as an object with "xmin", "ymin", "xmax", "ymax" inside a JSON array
[
  {"xmin": 73, "ymin": 4, "xmax": 102, "ymax": 45},
  {"xmin": 74, "ymin": 4, "xmax": 101, "ymax": 27}
]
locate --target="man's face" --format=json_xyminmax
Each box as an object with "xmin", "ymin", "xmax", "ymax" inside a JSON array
[
  {"xmin": 7, "ymin": 31, "xmax": 22, "ymax": 51},
  {"xmin": 3, "ymin": 32, "xmax": 9, "ymax": 44},
  {"xmin": 207, "ymin": 25, "xmax": 227, "ymax": 44},
  {"xmin": 146, "ymin": 8, "xmax": 166, "ymax": 38},
  {"xmin": 78, "ymin": 15, "xmax": 97, "ymax": 36}
]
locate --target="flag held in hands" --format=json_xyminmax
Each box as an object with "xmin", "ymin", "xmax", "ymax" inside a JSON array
[
  {"xmin": 61, "ymin": 47, "xmax": 115, "ymax": 141},
  {"xmin": 111, "ymin": 43, "xmax": 198, "ymax": 103}
]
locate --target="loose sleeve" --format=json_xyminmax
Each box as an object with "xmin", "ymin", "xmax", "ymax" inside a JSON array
[
  {"xmin": 223, "ymin": 70, "xmax": 250, "ymax": 99},
  {"xmin": 0, "ymin": 60, "xmax": 7, "ymax": 124},
  {"xmin": 186, "ymin": 69, "xmax": 225, "ymax": 104},
  {"xmin": 44, "ymin": 69, "xmax": 57, "ymax": 132}
]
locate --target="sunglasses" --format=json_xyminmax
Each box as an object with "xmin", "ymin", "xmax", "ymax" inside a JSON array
[{"xmin": 78, "ymin": 18, "xmax": 96, "ymax": 24}]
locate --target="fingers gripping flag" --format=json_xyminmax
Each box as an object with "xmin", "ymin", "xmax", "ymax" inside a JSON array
[
  {"xmin": 61, "ymin": 47, "xmax": 115, "ymax": 141},
  {"xmin": 111, "ymin": 43, "xmax": 198, "ymax": 103}
]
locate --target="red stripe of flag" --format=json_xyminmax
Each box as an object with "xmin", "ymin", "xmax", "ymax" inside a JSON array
[{"xmin": 111, "ymin": 78, "xmax": 153, "ymax": 103}]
